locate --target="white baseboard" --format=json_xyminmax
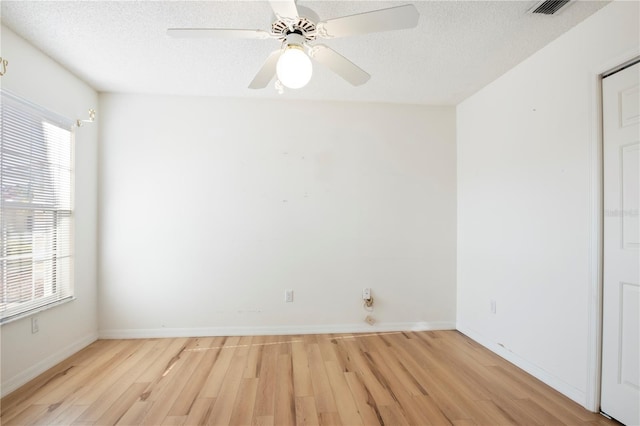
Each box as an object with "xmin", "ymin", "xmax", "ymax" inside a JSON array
[
  {"xmin": 457, "ymin": 323, "xmax": 587, "ymax": 409},
  {"xmin": 1, "ymin": 332, "xmax": 98, "ymax": 398},
  {"xmin": 98, "ymin": 321, "xmax": 456, "ymax": 339}
]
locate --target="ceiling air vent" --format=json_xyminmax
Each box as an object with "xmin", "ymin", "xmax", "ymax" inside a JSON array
[{"xmin": 529, "ymin": 0, "xmax": 571, "ymax": 15}]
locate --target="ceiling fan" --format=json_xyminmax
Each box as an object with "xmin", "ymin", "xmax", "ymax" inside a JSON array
[{"xmin": 167, "ymin": 1, "xmax": 419, "ymax": 91}]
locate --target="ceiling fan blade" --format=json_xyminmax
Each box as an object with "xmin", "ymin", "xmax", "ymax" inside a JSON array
[
  {"xmin": 167, "ymin": 28, "xmax": 272, "ymax": 39},
  {"xmin": 316, "ymin": 4, "xmax": 419, "ymax": 39},
  {"xmin": 309, "ymin": 45, "xmax": 370, "ymax": 86},
  {"xmin": 269, "ymin": 0, "xmax": 299, "ymax": 20},
  {"xmin": 249, "ymin": 50, "xmax": 281, "ymax": 89}
]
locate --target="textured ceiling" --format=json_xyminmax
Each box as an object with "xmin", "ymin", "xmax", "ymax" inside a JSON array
[{"xmin": 1, "ymin": 0, "xmax": 610, "ymax": 105}]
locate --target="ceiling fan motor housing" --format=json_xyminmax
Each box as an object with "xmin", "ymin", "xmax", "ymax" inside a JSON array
[{"xmin": 272, "ymin": 17, "xmax": 317, "ymax": 42}]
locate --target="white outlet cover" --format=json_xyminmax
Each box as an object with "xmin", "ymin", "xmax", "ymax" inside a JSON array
[
  {"xmin": 363, "ymin": 288, "xmax": 371, "ymax": 300},
  {"xmin": 285, "ymin": 290, "xmax": 294, "ymax": 303}
]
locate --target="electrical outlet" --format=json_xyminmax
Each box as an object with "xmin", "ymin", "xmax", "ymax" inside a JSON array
[
  {"xmin": 285, "ymin": 290, "xmax": 294, "ymax": 303},
  {"xmin": 31, "ymin": 317, "xmax": 39, "ymax": 334},
  {"xmin": 490, "ymin": 299, "xmax": 497, "ymax": 314},
  {"xmin": 363, "ymin": 288, "xmax": 371, "ymax": 301}
]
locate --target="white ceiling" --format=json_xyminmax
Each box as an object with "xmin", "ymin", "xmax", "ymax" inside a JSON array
[{"xmin": 1, "ymin": 0, "xmax": 610, "ymax": 105}]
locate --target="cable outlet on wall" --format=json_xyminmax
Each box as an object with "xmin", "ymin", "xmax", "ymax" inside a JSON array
[
  {"xmin": 31, "ymin": 317, "xmax": 39, "ymax": 334},
  {"xmin": 490, "ymin": 299, "xmax": 497, "ymax": 314},
  {"xmin": 285, "ymin": 290, "xmax": 294, "ymax": 303},
  {"xmin": 363, "ymin": 288, "xmax": 371, "ymax": 301}
]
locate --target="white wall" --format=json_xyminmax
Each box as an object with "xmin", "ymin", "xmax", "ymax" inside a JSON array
[
  {"xmin": 0, "ymin": 27, "xmax": 99, "ymax": 396},
  {"xmin": 457, "ymin": 0, "xmax": 639, "ymax": 409},
  {"xmin": 98, "ymin": 94, "xmax": 456, "ymax": 337}
]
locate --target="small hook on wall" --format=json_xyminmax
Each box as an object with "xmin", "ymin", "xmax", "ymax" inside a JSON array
[{"xmin": 0, "ymin": 57, "xmax": 8, "ymax": 76}]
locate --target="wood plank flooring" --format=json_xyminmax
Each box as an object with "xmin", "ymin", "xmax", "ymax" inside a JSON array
[{"xmin": 0, "ymin": 331, "xmax": 617, "ymax": 425}]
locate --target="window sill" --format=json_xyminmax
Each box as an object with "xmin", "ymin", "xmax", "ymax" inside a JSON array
[{"xmin": 0, "ymin": 296, "xmax": 76, "ymax": 326}]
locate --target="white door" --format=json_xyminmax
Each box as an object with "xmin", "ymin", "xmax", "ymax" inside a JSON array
[{"xmin": 602, "ymin": 61, "xmax": 640, "ymax": 426}]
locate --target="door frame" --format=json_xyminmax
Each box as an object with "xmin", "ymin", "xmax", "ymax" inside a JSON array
[{"xmin": 586, "ymin": 49, "xmax": 640, "ymax": 412}]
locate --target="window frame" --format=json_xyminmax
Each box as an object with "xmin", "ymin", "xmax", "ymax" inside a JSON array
[{"xmin": 0, "ymin": 90, "xmax": 75, "ymax": 324}]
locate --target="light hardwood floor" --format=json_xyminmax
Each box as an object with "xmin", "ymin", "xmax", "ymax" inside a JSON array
[{"xmin": 1, "ymin": 331, "xmax": 617, "ymax": 425}]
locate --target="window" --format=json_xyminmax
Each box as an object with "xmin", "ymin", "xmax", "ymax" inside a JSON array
[{"xmin": 1, "ymin": 90, "xmax": 74, "ymax": 323}]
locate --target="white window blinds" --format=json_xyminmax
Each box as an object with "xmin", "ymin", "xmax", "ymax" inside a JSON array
[{"xmin": 1, "ymin": 90, "xmax": 74, "ymax": 323}]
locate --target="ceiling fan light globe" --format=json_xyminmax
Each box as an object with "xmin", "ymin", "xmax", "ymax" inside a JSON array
[{"xmin": 276, "ymin": 46, "xmax": 313, "ymax": 89}]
